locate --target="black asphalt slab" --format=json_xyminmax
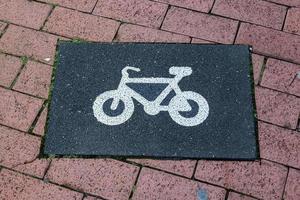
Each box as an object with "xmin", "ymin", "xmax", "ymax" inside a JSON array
[{"xmin": 43, "ymin": 42, "xmax": 258, "ymax": 160}]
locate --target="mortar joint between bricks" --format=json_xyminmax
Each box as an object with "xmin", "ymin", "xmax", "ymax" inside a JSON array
[
  {"xmin": 257, "ymin": 57, "xmax": 268, "ymax": 86},
  {"xmin": 128, "ymin": 166, "xmax": 142, "ymax": 200},
  {"xmin": 257, "ymin": 119, "xmax": 299, "ymax": 133},
  {"xmin": 233, "ymin": 21, "xmax": 241, "ymax": 44},
  {"xmin": 28, "ymin": 101, "xmax": 48, "ymax": 133},
  {"xmin": 0, "ymin": 50, "xmax": 52, "ymax": 67},
  {"xmin": 191, "ymin": 160, "xmax": 198, "ymax": 179},
  {"xmin": 0, "ymin": 18, "xmax": 73, "ymax": 42},
  {"xmin": 91, "ymin": 0, "xmax": 99, "ymax": 14},
  {"xmin": 43, "ymin": 175, "xmax": 110, "ymax": 199},
  {"xmin": 209, "ymin": 0, "xmax": 217, "ymax": 14},
  {"xmin": 0, "ymin": 122, "xmax": 40, "ymax": 138},
  {"xmin": 81, "ymin": 194, "xmax": 86, "ymax": 200},
  {"xmin": 280, "ymin": 167, "xmax": 290, "ymax": 200},
  {"xmin": 224, "ymin": 189, "xmax": 230, "ymax": 200},
  {"xmin": 281, "ymin": 6, "xmax": 290, "ymax": 31},
  {"xmin": 259, "ymin": 84, "xmax": 300, "ymax": 99},
  {"xmin": 112, "ymin": 22, "xmax": 123, "ymax": 42},
  {"xmin": 263, "ymin": 0, "xmax": 293, "ymax": 8},
  {"xmin": 9, "ymin": 56, "xmax": 28, "ymax": 89},
  {"xmin": 42, "ymin": 159, "xmax": 52, "ymax": 180},
  {"xmin": 288, "ymin": 72, "xmax": 299, "ymax": 87},
  {"xmin": 40, "ymin": 4, "xmax": 55, "ymax": 31},
  {"xmin": 158, "ymin": 4, "xmax": 171, "ymax": 30},
  {"xmin": 0, "ymin": 21, "xmax": 9, "ymax": 39},
  {"xmin": 296, "ymin": 114, "xmax": 300, "ymax": 132}
]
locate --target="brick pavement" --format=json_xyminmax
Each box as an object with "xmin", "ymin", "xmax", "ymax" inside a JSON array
[{"xmin": 0, "ymin": 0, "xmax": 299, "ymax": 199}]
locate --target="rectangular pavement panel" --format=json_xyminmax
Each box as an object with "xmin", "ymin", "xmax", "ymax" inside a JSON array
[{"xmin": 43, "ymin": 43, "xmax": 258, "ymax": 159}]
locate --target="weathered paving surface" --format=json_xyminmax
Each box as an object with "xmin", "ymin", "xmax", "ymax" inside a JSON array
[{"xmin": 0, "ymin": 0, "xmax": 299, "ymax": 199}]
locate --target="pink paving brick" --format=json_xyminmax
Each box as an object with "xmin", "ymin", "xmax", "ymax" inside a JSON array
[
  {"xmin": 191, "ymin": 38, "xmax": 214, "ymax": 43},
  {"xmin": 0, "ymin": 125, "xmax": 40, "ymax": 167},
  {"xmin": 259, "ymin": 122, "xmax": 300, "ymax": 168},
  {"xmin": 44, "ymin": 7, "xmax": 120, "ymax": 42},
  {"xmin": 132, "ymin": 167, "xmax": 226, "ymax": 200},
  {"xmin": 284, "ymin": 169, "xmax": 300, "ymax": 200},
  {"xmin": 255, "ymin": 87, "xmax": 300, "ymax": 129},
  {"xmin": 285, "ymin": 8, "xmax": 300, "ymax": 36},
  {"xmin": 0, "ymin": 25, "xmax": 58, "ymax": 64},
  {"xmin": 0, "ymin": 87, "xmax": 43, "ymax": 131},
  {"xmin": 157, "ymin": 0, "xmax": 214, "ymax": 12},
  {"xmin": 267, "ymin": 0, "xmax": 300, "ymax": 7},
  {"xmin": 13, "ymin": 61, "xmax": 52, "ymax": 98},
  {"xmin": 39, "ymin": 0, "xmax": 98, "ymax": 12},
  {"xmin": 261, "ymin": 58, "xmax": 300, "ymax": 96},
  {"xmin": 195, "ymin": 160, "xmax": 287, "ymax": 199},
  {"xmin": 236, "ymin": 23, "xmax": 300, "ymax": 63},
  {"xmin": 252, "ymin": 54, "xmax": 264, "ymax": 85},
  {"xmin": 93, "ymin": 0, "xmax": 168, "ymax": 28},
  {"xmin": 227, "ymin": 192, "xmax": 257, "ymax": 200},
  {"xmin": 0, "ymin": 125, "xmax": 48, "ymax": 178},
  {"xmin": 115, "ymin": 24, "xmax": 190, "ymax": 43},
  {"xmin": 212, "ymin": 0, "xmax": 286, "ymax": 30},
  {"xmin": 0, "ymin": 0, "xmax": 52, "ymax": 29},
  {"xmin": 0, "ymin": 169, "xmax": 83, "ymax": 200},
  {"xmin": 0, "ymin": 21, "xmax": 7, "ymax": 33},
  {"xmin": 0, "ymin": 53, "xmax": 22, "ymax": 87},
  {"xmin": 46, "ymin": 159, "xmax": 139, "ymax": 200},
  {"xmin": 161, "ymin": 7, "xmax": 238, "ymax": 44},
  {"xmin": 128, "ymin": 159, "xmax": 196, "ymax": 177},
  {"xmin": 33, "ymin": 106, "xmax": 48, "ymax": 136}
]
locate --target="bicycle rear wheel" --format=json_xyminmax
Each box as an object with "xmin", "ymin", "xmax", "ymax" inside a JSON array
[{"xmin": 93, "ymin": 90, "xmax": 134, "ymax": 126}]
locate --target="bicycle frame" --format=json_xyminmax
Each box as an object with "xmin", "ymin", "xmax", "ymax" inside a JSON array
[{"xmin": 111, "ymin": 74, "xmax": 187, "ymax": 113}]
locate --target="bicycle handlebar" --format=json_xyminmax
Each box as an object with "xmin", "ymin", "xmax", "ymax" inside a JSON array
[{"xmin": 122, "ymin": 66, "xmax": 141, "ymax": 77}]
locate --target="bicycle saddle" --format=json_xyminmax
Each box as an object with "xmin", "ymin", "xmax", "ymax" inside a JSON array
[{"xmin": 169, "ymin": 66, "xmax": 192, "ymax": 76}]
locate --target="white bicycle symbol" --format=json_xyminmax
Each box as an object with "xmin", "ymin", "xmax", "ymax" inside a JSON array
[{"xmin": 93, "ymin": 66, "xmax": 209, "ymax": 126}]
